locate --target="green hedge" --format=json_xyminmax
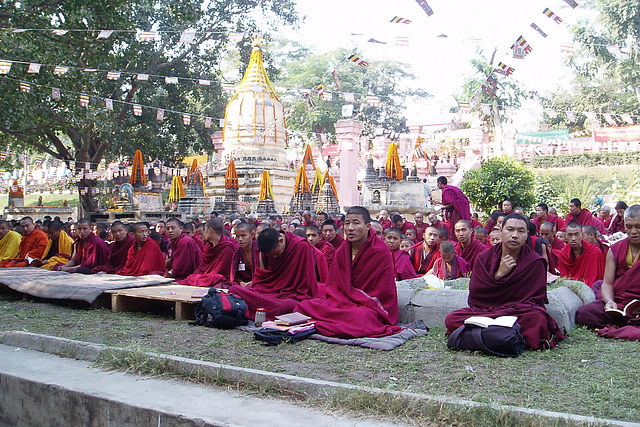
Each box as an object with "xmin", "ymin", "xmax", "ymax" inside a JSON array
[{"xmin": 530, "ymin": 151, "xmax": 640, "ymax": 168}]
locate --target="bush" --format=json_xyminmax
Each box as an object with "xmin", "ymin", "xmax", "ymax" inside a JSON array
[{"xmin": 530, "ymin": 151, "xmax": 640, "ymax": 168}]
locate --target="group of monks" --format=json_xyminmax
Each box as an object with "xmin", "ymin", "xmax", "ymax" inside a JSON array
[{"xmin": 0, "ymin": 189, "xmax": 638, "ymax": 347}]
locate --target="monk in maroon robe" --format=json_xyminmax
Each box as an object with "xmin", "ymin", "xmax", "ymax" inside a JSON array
[
  {"xmin": 56, "ymin": 218, "xmax": 108, "ymax": 273},
  {"xmin": 430, "ymin": 241, "xmax": 469, "ymax": 279},
  {"xmin": 178, "ymin": 218, "xmax": 235, "ymax": 287},
  {"xmin": 445, "ymin": 214, "xmax": 564, "ymax": 350},
  {"xmin": 230, "ymin": 222, "xmax": 258, "ymax": 285},
  {"xmin": 92, "ymin": 221, "xmax": 135, "ymax": 274},
  {"xmin": 183, "ymin": 222, "xmax": 205, "ymax": 252},
  {"xmin": 118, "ymin": 223, "xmax": 166, "ymax": 276},
  {"xmin": 165, "ymin": 218, "xmax": 201, "ymax": 281},
  {"xmin": 555, "ymin": 222, "xmax": 605, "ymax": 286},
  {"xmin": 607, "ymin": 201, "xmax": 628, "ymax": 235},
  {"xmin": 384, "ymin": 227, "xmax": 416, "ymax": 281},
  {"xmin": 296, "ymin": 206, "xmax": 401, "ymax": 338},
  {"xmin": 414, "ymin": 212, "xmax": 428, "ymax": 243},
  {"xmin": 306, "ymin": 225, "xmax": 335, "ymax": 269},
  {"xmin": 322, "ymin": 219, "xmax": 344, "ymax": 251},
  {"xmin": 565, "ymin": 198, "xmax": 606, "ymax": 235},
  {"xmin": 532, "ymin": 203, "xmax": 561, "ymax": 234},
  {"xmin": 576, "ymin": 205, "xmax": 640, "ymax": 340},
  {"xmin": 229, "ymin": 228, "xmax": 318, "ymax": 320},
  {"xmin": 437, "ymin": 176, "xmax": 471, "ymax": 242},
  {"xmin": 454, "ymin": 220, "xmax": 487, "ymax": 271},
  {"xmin": 409, "ymin": 226, "xmax": 440, "ymax": 276}
]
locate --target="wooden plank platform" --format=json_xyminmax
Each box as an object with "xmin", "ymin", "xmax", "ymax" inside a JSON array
[{"xmin": 105, "ymin": 285, "xmax": 209, "ymax": 320}]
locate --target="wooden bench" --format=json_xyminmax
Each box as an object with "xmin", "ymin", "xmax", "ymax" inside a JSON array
[{"xmin": 105, "ymin": 285, "xmax": 209, "ymax": 320}]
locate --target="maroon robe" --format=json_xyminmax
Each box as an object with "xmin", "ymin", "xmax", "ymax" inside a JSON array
[
  {"xmin": 230, "ymin": 240, "xmax": 259, "ymax": 284},
  {"xmin": 92, "ymin": 234, "xmax": 135, "ymax": 274},
  {"xmin": 445, "ymin": 244, "xmax": 564, "ymax": 350},
  {"xmin": 177, "ymin": 234, "xmax": 235, "ymax": 287},
  {"xmin": 555, "ymin": 240, "xmax": 605, "ymax": 286},
  {"xmin": 392, "ymin": 248, "xmax": 417, "ymax": 281},
  {"xmin": 576, "ymin": 239, "xmax": 640, "ymax": 340},
  {"xmin": 565, "ymin": 209, "xmax": 606, "ymax": 235},
  {"xmin": 608, "ymin": 214, "xmax": 625, "ymax": 235},
  {"xmin": 398, "ymin": 221, "xmax": 416, "ymax": 235},
  {"xmin": 118, "ymin": 238, "xmax": 166, "ymax": 276},
  {"xmin": 441, "ymin": 184, "xmax": 471, "ymax": 242},
  {"xmin": 229, "ymin": 232, "xmax": 318, "ymax": 320},
  {"xmin": 432, "ymin": 255, "xmax": 469, "ymax": 280},
  {"xmin": 312, "ymin": 245, "xmax": 329, "ymax": 284},
  {"xmin": 191, "ymin": 234, "xmax": 205, "ymax": 252},
  {"xmin": 73, "ymin": 233, "xmax": 109, "ymax": 273},
  {"xmin": 380, "ymin": 219, "xmax": 393, "ymax": 230},
  {"xmin": 454, "ymin": 238, "xmax": 487, "ymax": 271},
  {"xmin": 409, "ymin": 242, "xmax": 440, "ymax": 276},
  {"xmin": 414, "ymin": 223, "xmax": 427, "ymax": 243},
  {"xmin": 315, "ymin": 240, "xmax": 335, "ymax": 269},
  {"xmin": 532, "ymin": 213, "xmax": 561, "ymax": 234},
  {"xmin": 325, "ymin": 233, "xmax": 344, "ymax": 250},
  {"xmin": 296, "ymin": 228, "xmax": 401, "ymax": 338},
  {"xmin": 168, "ymin": 233, "xmax": 202, "ymax": 281}
]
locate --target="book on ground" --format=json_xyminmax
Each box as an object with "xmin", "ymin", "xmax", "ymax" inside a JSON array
[
  {"xmin": 191, "ymin": 288, "xmax": 209, "ymax": 298},
  {"xmin": 274, "ymin": 312, "xmax": 312, "ymax": 326},
  {"xmin": 605, "ymin": 299, "xmax": 640, "ymax": 319},
  {"xmin": 464, "ymin": 315, "xmax": 517, "ymax": 328}
]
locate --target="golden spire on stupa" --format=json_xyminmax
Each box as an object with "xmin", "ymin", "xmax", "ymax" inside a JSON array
[
  {"xmin": 225, "ymin": 159, "xmax": 239, "ymax": 189},
  {"xmin": 258, "ymin": 170, "xmax": 274, "ymax": 201}
]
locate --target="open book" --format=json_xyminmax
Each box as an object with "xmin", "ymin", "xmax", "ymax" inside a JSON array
[
  {"xmin": 26, "ymin": 255, "xmax": 35, "ymax": 265},
  {"xmin": 605, "ymin": 299, "xmax": 640, "ymax": 319},
  {"xmin": 464, "ymin": 316, "xmax": 517, "ymax": 328}
]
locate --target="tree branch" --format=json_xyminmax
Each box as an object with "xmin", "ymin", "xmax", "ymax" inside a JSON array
[{"xmin": 44, "ymin": 131, "xmax": 73, "ymax": 160}]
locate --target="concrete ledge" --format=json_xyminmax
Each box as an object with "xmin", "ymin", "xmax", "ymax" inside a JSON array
[{"xmin": 1, "ymin": 331, "xmax": 636, "ymax": 427}]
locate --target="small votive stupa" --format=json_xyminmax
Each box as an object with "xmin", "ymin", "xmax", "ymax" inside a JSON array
[
  {"xmin": 289, "ymin": 164, "xmax": 313, "ymax": 213},
  {"xmin": 177, "ymin": 159, "xmax": 209, "ymax": 215},
  {"xmin": 214, "ymin": 159, "xmax": 239, "ymax": 214},
  {"xmin": 315, "ymin": 171, "xmax": 340, "ymax": 214},
  {"xmin": 206, "ymin": 37, "xmax": 296, "ymax": 211},
  {"xmin": 256, "ymin": 170, "xmax": 277, "ymax": 214}
]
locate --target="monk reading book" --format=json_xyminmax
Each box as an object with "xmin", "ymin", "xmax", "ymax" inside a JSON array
[
  {"xmin": 445, "ymin": 214, "xmax": 564, "ymax": 350},
  {"xmin": 0, "ymin": 217, "xmax": 49, "ymax": 268},
  {"xmin": 165, "ymin": 218, "xmax": 201, "ymax": 281},
  {"xmin": 229, "ymin": 227, "xmax": 318, "ymax": 320},
  {"xmin": 55, "ymin": 219, "xmax": 108, "ymax": 273},
  {"xmin": 118, "ymin": 223, "xmax": 166, "ymax": 276},
  {"xmin": 0, "ymin": 220, "xmax": 21, "ymax": 263},
  {"xmin": 178, "ymin": 218, "xmax": 236, "ymax": 287},
  {"xmin": 30, "ymin": 221, "xmax": 74, "ymax": 270},
  {"xmin": 576, "ymin": 205, "xmax": 640, "ymax": 341},
  {"xmin": 296, "ymin": 206, "xmax": 401, "ymax": 339},
  {"xmin": 91, "ymin": 221, "xmax": 135, "ymax": 274}
]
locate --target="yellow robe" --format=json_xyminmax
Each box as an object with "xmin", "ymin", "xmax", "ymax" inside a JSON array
[
  {"xmin": 0, "ymin": 230, "xmax": 21, "ymax": 262},
  {"xmin": 40, "ymin": 230, "xmax": 75, "ymax": 270}
]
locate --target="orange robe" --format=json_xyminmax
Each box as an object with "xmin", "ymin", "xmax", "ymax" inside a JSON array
[{"xmin": 0, "ymin": 229, "xmax": 49, "ymax": 268}]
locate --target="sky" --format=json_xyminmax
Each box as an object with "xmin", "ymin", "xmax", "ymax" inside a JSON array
[{"xmin": 279, "ymin": 0, "xmax": 596, "ymax": 123}]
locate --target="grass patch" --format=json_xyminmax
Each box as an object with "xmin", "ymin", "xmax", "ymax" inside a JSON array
[{"xmin": 1, "ymin": 292, "xmax": 639, "ymax": 424}]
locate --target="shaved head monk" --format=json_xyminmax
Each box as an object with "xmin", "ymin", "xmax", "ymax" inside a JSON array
[
  {"xmin": 321, "ymin": 219, "xmax": 344, "ymax": 250},
  {"xmin": 165, "ymin": 218, "xmax": 201, "ymax": 281},
  {"xmin": 576, "ymin": 205, "xmax": 640, "ymax": 340},
  {"xmin": 533, "ymin": 203, "xmax": 563, "ymax": 234},
  {"xmin": 0, "ymin": 217, "xmax": 49, "ymax": 268},
  {"xmin": 454, "ymin": 219, "xmax": 487, "ymax": 271},
  {"xmin": 384, "ymin": 227, "xmax": 416, "ymax": 281},
  {"xmin": 409, "ymin": 225, "xmax": 440, "ymax": 276},
  {"xmin": 428, "ymin": 240, "xmax": 469, "ymax": 280},
  {"xmin": 230, "ymin": 222, "xmax": 259, "ymax": 286},
  {"xmin": 30, "ymin": 221, "xmax": 74, "ymax": 270},
  {"xmin": 183, "ymin": 222, "xmax": 205, "ymax": 252},
  {"xmin": 92, "ymin": 221, "xmax": 135, "ymax": 274},
  {"xmin": 540, "ymin": 221, "xmax": 564, "ymax": 251},
  {"xmin": 178, "ymin": 218, "xmax": 236, "ymax": 287},
  {"xmin": 56, "ymin": 219, "xmax": 108, "ymax": 273},
  {"xmin": 565, "ymin": 198, "xmax": 606, "ymax": 235},
  {"xmin": 445, "ymin": 214, "xmax": 564, "ymax": 350},
  {"xmin": 118, "ymin": 223, "xmax": 166, "ymax": 276},
  {"xmin": 555, "ymin": 222, "xmax": 605, "ymax": 287},
  {"xmin": 229, "ymin": 225, "xmax": 318, "ymax": 320},
  {"xmin": 306, "ymin": 225, "xmax": 335, "ymax": 269},
  {"xmin": 0, "ymin": 219, "xmax": 21, "ymax": 263},
  {"xmin": 295, "ymin": 206, "xmax": 401, "ymax": 338}
]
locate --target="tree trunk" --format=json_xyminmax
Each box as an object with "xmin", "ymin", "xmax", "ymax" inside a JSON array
[{"xmin": 77, "ymin": 179, "xmax": 98, "ymax": 217}]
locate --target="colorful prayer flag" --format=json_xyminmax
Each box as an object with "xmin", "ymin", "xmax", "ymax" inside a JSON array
[
  {"xmin": 137, "ymin": 73, "xmax": 149, "ymax": 81},
  {"xmin": 342, "ymin": 104, "xmax": 354, "ymax": 117},
  {"xmin": 228, "ymin": 32, "xmax": 244, "ymax": 42},
  {"xmin": 458, "ymin": 102, "xmax": 470, "ymax": 113},
  {"xmin": 27, "ymin": 63, "xmax": 41, "ymax": 74},
  {"xmin": 97, "ymin": 30, "xmax": 113, "ymax": 39},
  {"xmin": 105, "ymin": 98, "xmax": 113, "ymax": 111},
  {"xmin": 543, "ymin": 8, "xmax": 563, "ymax": 24},
  {"xmin": 139, "ymin": 31, "xmax": 157, "ymax": 41},
  {"xmin": 321, "ymin": 91, "xmax": 333, "ymax": 101},
  {"xmin": 133, "ymin": 104, "xmax": 142, "ymax": 116},
  {"xmin": 343, "ymin": 92, "xmax": 355, "ymax": 103},
  {"xmin": 511, "ymin": 36, "xmax": 532, "ymax": 56},
  {"xmin": 566, "ymin": 111, "xmax": 576, "ymax": 122},
  {"xmin": 165, "ymin": 76, "xmax": 179, "ymax": 84},
  {"xmin": 331, "ymin": 70, "xmax": 342, "ymax": 89},
  {"xmin": 0, "ymin": 61, "xmax": 12, "ymax": 74},
  {"xmin": 415, "ymin": 0, "xmax": 434, "ymax": 16},
  {"xmin": 562, "ymin": 0, "xmax": 578, "ymax": 9},
  {"xmin": 315, "ymin": 82, "xmax": 323, "ymax": 96},
  {"xmin": 222, "ymin": 82, "xmax": 236, "ymax": 93},
  {"xmin": 205, "ymin": 117, "xmax": 212, "ymax": 128},
  {"xmin": 544, "ymin": 109, "xmax": 558, "ymax": 118},
  {"xmin": 347, "ymin": 54, "xmax": 368, "ymax": 67},
  {"xmin": 19, "ymin": 81, "xmax": 30, "ymax": 93},
  {"xmin": 530, "ymin": 23, "xmax": 548, "ymax": 38},
  {"xmin": 560, "ymin": 43, "xmax": 575, "ymax": 55},
  {"xmin": 106, "ymin": 71, "xmax": 120, "ymax": 80},
  {"xmin": 395, "ymin": 36, "xmax": 410, "ymax": 47},
  {"xmin": 156, "ymin": 109, "xmax": 164, "ymax": 121},
  {"xmin": 367, "ymin": 38, "xmax": 386, "ymax": 44},
  {"xmin": 79, "ymin": 94, "xmax": 89, "ymax": 107},
  {"xmin": 179, "ymin": 30, "xmax": 196, "ymax": 44},
  {"xmin": 486, "ymin": 75, "xmax": 497, "ymax": 89},
  {"xmin": 366, "ymin": 95, "xmax": 380, "ymax": 106},
  {"xmin": 198, "ymin": 79, "xmax": 211, "ymax": 86},
  {"xmin": 51, "ymin": 87, "xmax": 61, "ymax": 100},
  {"xmin": 495, "ymin": 62, "xmax": 515, "ymax": 76},
  {"xmin": 53, "ymin": 66, "xmax": 68, "ymax": 75},
  {"xmin": 504, "ymin": 106, "xmax": 516, "ymax": 116},
  {"xmin": 52, "ymin": 29, "xmax": 68, "ymax": 36},
  {"xmin": 183, "ymin": 114, "xmax": 191, "ymax": 125},
  {"xmin": 390, "ymin": 16, "xmax": 412, "ymax": 24}
]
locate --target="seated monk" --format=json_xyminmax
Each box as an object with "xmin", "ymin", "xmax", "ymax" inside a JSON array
[
  {"xmin": 428, "ymin": 241, "xmax": 469, "ymax": 280},
  {"xmin": 454, "ymin": 219, "xmax": 487, "ymax": 271},
  {"xmin": 473, "ymin": 227, "xmax": 489, "ymax": 247},
  {"xmin": 230, "ymin": 222, "xmax": 259, "ymax": 286},
  {"xmin": 293, "ymin": 228, "xmax": 328, "ymax": 283},
  {"xmin": 555, "ymin": 222, "xmax": 605, "ymax": 287},
  {"xmin": 400, "ymin": 238, "xmax": 413, "ymax": 251},
  {"xmin": 183, "ymin": 222, "xmax": 205, "ymax": 252},
  {"xmin": 178, "ymin": 218, "xmax": 236, "ymax": 287},
  {"xmin": 576, "ymin": 205, "xmax": 640, "ymax": 340},
  {"xmin": 306, "ymin": 225, "xmax": 335, "ymax": 269},
  {"xmin": 295, "ymin": 206, "xmax": 401, "ymax": 338},
  {"xmin": 384, "ymin": 227, "xmax": 416, "ymax": 281},
  {"xmin": 91, "ymin": 221, "xmax": 135, "ymax": 274},
  {"xmin": 445, "ymin": 214, "xmax": 564, "ymax": 350},
  {"xmin": 540, "ymin": 221, "xmax": 564, "ymax": 251},
  {"xmin": 30, "ymin": 221, "xmax": 74, "ymax": 270},
  {"xmin": 229, "ymin": 227, "xmax": 318, "ymax": 320},
  {"xmin": 118, "ymin": 223, "xmax": 166, "ymax": 276},
  {"xmin": 165, "ymin": 218, "xmax": 201, "ymax": 281},
  {"xmin": 489, "ymin": 229, "xmax": 502, "ymax": 246},
  {"xmin": 321, "ymin": 219, "xmax": 344, "ymax": 250},
  {"xmin": 0, "ymin": 217, "xmax": 49, "ymax": 268},
  {"xmin": 0, "ymin": 220, "xmax": 21, "ymax": 263},
  {"xmin": 55, "ymin": 219, "xmax": 109, "ymax": 273},
  {"xmin": 582, "ymin": 224, "xmax": 609, "ymax": 255}
]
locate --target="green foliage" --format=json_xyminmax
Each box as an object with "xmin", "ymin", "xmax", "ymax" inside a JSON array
[
  {"xmin": 611, "ymin": 169, "xmax": 640, "ymax": 205},
  {"xmin": 534, "ymin": 173, "xmax": 560, "ymax": 209},
  {"xmin": 530, "ymin": 150, "xmax": 640, "ymax": 168},
  {"xmin": 461, "ymin": 157, "xmax": 535, "ymax": 213}
]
